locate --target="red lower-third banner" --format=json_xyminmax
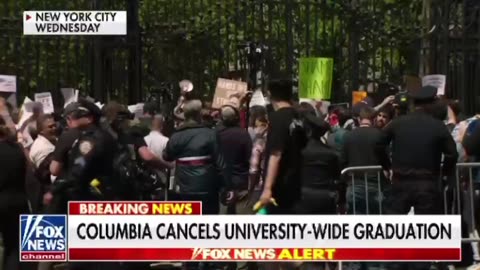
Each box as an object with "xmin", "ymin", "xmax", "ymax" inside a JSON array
[{"xmin": 68, "ymin": 248, "xmax": 461, "ymax": 261}]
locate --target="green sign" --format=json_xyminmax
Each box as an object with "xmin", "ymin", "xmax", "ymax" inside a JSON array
[{"xmin": 299, "ymin": 57, "xmax": 334, "ymax": 100}]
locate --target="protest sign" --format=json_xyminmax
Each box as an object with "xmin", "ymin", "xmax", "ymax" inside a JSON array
[
  {"xmin": 212, "ymin": 78, "xmax": 248, "ymax": 109},
  {"xmin": 352, "ymin": 91, "xmax": 367, "ymax": 105},
  {"xmin": 128, "ymin": 103, "xmax": 144, "ymax": 118},
  {"xmin": 249, "ymin": 90, "xmax": 266, "ymax": 107},
  {"xmin": 422, "ymin": 75, "xmax": 446, "ymax": 95},
  {"xmin": 16, "ymin": 97, "xmax": 36, "ymax": 130},
  {"xmin": 34, "ymin": 92, "xmax": 54, "ymax": 114},
  {"xmin": 61, "ymin": 88, "xmax": 79, "ymax": 108},
  {"xmin": 404, "ymin": 75, "xmax": 422, "ymax": 92},
  {"xmin": 299, "ymin": 58, "xmax": 334, "ymax": 100},
  {"xmin": 0, "ymin": 75, "xmax": 16, "ymax": 93}
]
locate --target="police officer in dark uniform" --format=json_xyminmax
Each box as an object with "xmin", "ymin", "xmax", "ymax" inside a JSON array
[
  {"xmin": 51, "ymin": 99, "xmax": 116, "ymax": 207},
  {"xmin": 375, "ymin": 86, "xmax": 458, "ymax": 270},
  {"xmin": 102, "ymin": 102, "xmax": 172, "ymax": 200}
]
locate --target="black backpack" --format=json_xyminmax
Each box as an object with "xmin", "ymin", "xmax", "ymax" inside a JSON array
[{"xmin": 109, "ymin": 143, "xmax": 141, "ymax": 200}]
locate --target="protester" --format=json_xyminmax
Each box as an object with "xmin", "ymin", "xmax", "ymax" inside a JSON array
[
  {"xmin": 0, "ymin": 116, "xmax": 30, "ymax": 270},
  {"xmin": 217, "ymin": 105, "xmax": 252, "ymax": 214},
  {"xmin": 374, "ymin": 105, "xmax": 394, "ymax": 129},
  {"xmin": 163, "ymin": 100, "xmax": 233, "ymax": 213},
  {"xmin": 144, "ymin": 114, "xmax": 169, "ymax": 159},
  {"xmin": 258, "ymin": 79, "xmax": 307, "ymax": 214},
  {"xmin": 29, "ymin": 114, "xmax": 57, "ymax": 169},
  {"xmin": 296, "ymin": 113, "xmax": 339, "ymax": 215},
  {"xmin": 343, "ymin": 106, "xmax": 386, "ymax": 214}
]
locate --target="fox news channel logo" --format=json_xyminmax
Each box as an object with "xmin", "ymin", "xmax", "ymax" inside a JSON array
[{"xmin": 20, "ymin": 215, "xmax": 67, "ymax": 262}]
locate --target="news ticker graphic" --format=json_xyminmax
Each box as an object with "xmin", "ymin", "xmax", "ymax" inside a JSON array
[
  {"xmin": 23, "ymin": 11, "xmax": 126, "ymax": 35},
  {"xmin": 20, "ymin": 202, "xmax": 462, "ymax": 262}
]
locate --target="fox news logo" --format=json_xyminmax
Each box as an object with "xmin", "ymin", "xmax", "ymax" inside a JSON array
[{"xmin": 20, "ymin": 215, "xmax": 67, "ymax": 261}]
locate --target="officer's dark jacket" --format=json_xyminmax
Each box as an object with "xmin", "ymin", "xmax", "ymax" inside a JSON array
[
  {"xmin": 64, "ymin": 125, "xmax": 116, "ymax": 197},
  {"xmin": 163, "ymin": 122, "xmax": 230, "ymax": 194},
  {"xmin": 375, "ymin": 111, "xmax": 458, "ymax": 180}
]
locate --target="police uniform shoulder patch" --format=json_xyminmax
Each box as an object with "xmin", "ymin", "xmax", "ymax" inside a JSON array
[{"xmin": 79, "ymin": 140, "xmax": 94, "ymax": 155}]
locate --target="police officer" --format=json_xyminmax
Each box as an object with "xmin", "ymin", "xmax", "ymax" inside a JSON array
[
  {"xmin": 52, "ymin": 99, "xmax": 116, "ymax": 203},
  {"xmin": 102, "ymin": 102, "xmax": 172, "ymax": 200},
  {"xmin": 375, "ymin": 86, "xmax": 458, "ymax": 270}
]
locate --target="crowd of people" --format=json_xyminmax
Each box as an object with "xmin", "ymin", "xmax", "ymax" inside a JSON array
[{"xmin": 0, "ymin": 78, "xmax": 479, "ymax": 270}]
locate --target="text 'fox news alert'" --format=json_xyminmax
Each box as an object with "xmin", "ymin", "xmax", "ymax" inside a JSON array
[
  {"xmin": 20, "ymin": 215, "xmax": 67, "ymax": 262},
  {"xmin": 23, "ymin": 11, "xmax": 126, "ymax": 35}
]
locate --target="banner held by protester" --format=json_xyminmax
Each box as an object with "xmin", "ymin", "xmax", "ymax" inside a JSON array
[
  {"xmin": 352, "ymin": 91, "xmax": 368, "ymax": 105},
  {"xmin": 299, "ymin": 58, "xmax": 334, "ymax": 100},
  {"xmin": 212, "ymin": 78, "xmax": 248, "ymax": 109},
  {"xmin": 422, "ymin": 74, "xmax": 446, "ymax": 96},
  {"xmin": 0, "ymin": 75, "xmax": 16, "ymax": 93},
  {"xmin": 34, "ymin": 92, "xmax": 54, "ymax": 114}
]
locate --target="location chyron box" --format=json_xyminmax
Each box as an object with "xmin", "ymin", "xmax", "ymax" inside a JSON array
[{"xmin": 20, "ymin": 215, "xmax": 67, "ymax": 262}]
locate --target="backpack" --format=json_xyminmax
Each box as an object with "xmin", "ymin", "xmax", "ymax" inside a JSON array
[
  {"xmin": 289, "ymin": 115, "xmax": 308, "ymax": 150},
  {"xmin": 110, "ymin": 143, "xmax": 141, "ymax": 200}
]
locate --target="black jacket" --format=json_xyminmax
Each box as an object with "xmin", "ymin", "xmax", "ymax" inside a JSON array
[
  {"xmin": 216, "ymin": 125, "xmax": 252, "ymax": 190},
  {"xmin": 375, "ymin": 111, "xmax": 458, "ymax": 180},
  {"xmin": 163, "ymin": 122, "xmax": 231, "ymax": 194}
]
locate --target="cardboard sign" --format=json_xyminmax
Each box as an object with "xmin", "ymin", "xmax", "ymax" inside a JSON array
[
  {"xmin": 34, "ymin": 92, "xmax": 54, "ymax": 114},
  {"xmin": 404, "ymin": 75, "xmax": 422, "ymax": 92},
  {"xmin": 352, "ymin": 91, "xmax": 367, "ymax": 105},
  {"xmin": 299, "ymin": 58, "xmax": 334, "ymax": 100},
  {"xmin": 212, "ymin": 78, "xmax": 248, "ymax": 109},
  {"xmin": 0, "ymin": 75, "xmax": 16, "ymax": 93},
  {"xmin": 422, "ymin": 75, "xmax": 446, "ymax": 95}
]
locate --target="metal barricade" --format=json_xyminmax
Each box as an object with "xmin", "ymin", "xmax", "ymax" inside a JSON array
[
  {"xmin": 340, "ymin": 163, "xmax": 480, "ymax": 262},
  {"xmin": 340, "ymin": 166, "xmax": 383, "ymax": 215}
]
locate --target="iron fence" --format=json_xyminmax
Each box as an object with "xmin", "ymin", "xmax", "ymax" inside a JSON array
[{"xmin": 1, "ymin": 0, "xmax": 480, "ymax": 112}]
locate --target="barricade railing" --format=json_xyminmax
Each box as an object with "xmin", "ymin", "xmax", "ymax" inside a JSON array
[
  {"xmin": 340, "ymin": 163, "xmax": 480, "ymax": 267},
  {"xmin": 340, "ymin": 164, "xmax": 479, "ymax": 217},
  {"xmin": 340, "ymin": 165, "xmax": 383, "ymax": 215}
]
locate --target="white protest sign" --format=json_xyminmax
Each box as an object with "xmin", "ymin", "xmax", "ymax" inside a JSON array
[
  {"xmin": 0, "ymin": 75, "xmax": 16, "ymax": 93},
  {"xmin": 249, "ymin": 90, "xmax": 266, "ymax": 107},
  {"xmin": 34, "ymin": 92, "xmax": 54, "ymax": 114},
  {"xmin": 128, "ymin": 103, "xmax": 144, "ymax": 118},
  {"xmin": 16, "ymin": 97, "xmax": 34, "ymax": 130},
  {"xmin": 95, "ymin": 102, "xmax": 104, "ymax": 109},
  {"xmin": 61, "ymin": 88, "xmax": 78, "ymax": 108},
  {"xmin": 422, "ymin": 75, "xmax": 446, "ymax": 96}
]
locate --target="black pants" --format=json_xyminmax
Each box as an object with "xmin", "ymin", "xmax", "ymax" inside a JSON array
[
  {"xmin": 294, "ymin": 188, "xmax": 337, "ymax": 215},
  {"xmin": 384, "ymin": 179, "xmax": 442, "ymax": 215},
  {"xmin": 384, "ymin": 179, "xmax": 441, "ymax": 270},
  {"xmin": 175, "ymin": 192, "xmax": 219, "ymax": 270},
  {"xmin": 0, "ymin": 202, "xmax": 34, "ymax": 270}
]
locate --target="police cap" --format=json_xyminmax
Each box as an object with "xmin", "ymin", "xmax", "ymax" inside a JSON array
[
  {"xmin": 63, "ymin": 98, "xmax": 102, "ymax": 120},
  {"xmin": 408, "ymin": 86, "xmax": 437, "ymax": 102}
]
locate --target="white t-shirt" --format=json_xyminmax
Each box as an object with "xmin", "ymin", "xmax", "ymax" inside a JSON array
[
  {"xmin": 29, "ymin": 135, "xmax": 55, "ymax": 168},
  {"xmin": 144, "ymin": 131, "xmax": 169, "ymax": 159}
]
